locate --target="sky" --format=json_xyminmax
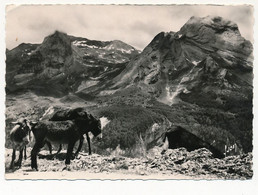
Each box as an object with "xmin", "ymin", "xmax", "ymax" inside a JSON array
[{"xmin": 6, "ymin": 5, "xmax": 254, "ymax": 50}]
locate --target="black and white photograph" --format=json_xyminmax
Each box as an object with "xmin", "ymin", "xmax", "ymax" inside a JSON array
[{"xmin": 4, "ymin": 4, "xmax": 254, "ymax": 180}]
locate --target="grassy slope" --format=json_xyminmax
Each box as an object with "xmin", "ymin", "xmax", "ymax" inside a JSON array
[
  {"xmin": 89, "ymin": 86, "xmax": 251, "ymax": 156},
  {"xmin": 5, "ymin": 86, "xmax": 252, "ymax": 157}
]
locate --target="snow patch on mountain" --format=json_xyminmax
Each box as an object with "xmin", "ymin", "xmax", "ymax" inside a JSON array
[
  {"xmin": 103, "ymin": 44, "xmax": 135, "ymax": 54},
  {"xmin": 76, "ymin": 80, "xmax": 99, "ymax": 92},
  {"xmin": 192, "ymin": 60, "xmax": 201, "ymax": 65},
  {"xmin": 73, "ymin": 40, "xmax": 99, "ymax": 49}
]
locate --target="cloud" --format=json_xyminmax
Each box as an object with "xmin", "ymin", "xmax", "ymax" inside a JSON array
[{"xmin": 6, "ymin": 5, "xmax": 254, "ymax": 50}]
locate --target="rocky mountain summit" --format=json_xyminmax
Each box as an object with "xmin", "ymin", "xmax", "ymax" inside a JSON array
[
  {"xmin": 6, "ymin": 31, "xmax": 140, "ymax": 96},
  {"xmin": 103, "ymin": 16, "xmax": 253, "ymax": 155},
  {"xmin": 112, "ymin": 16, "xmax": 252, "ymax": 102}
]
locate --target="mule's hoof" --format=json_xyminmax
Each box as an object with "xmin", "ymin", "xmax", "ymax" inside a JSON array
[
  {"xmin": 17, "ymin": 162, "xmax": 22, "ymax": 168},
  {"xmin": 31, "ymin": 168, "xmax": 38, "ymax": 171},
  {"xmin": 62, "ymin": 165, "xmax": 71, "ymax": 171},
  {"xmin": 161, "ymin": 150, "xmax": 166, "ymax": 155},
  {"xmin": 31, "ymin": 165, "xmax": 38, "ymax": 171},
  {"xmin": 65, "ymin": 160, "xmax": 71, "ymax": 165}
]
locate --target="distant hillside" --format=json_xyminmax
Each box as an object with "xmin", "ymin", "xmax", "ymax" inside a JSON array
[{"xmin": 6, "ymin": 31, "xmax": 140, "ymax": 97}]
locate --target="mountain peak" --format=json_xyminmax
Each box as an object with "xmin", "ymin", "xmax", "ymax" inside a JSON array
[
  {"xmin": 53, "ymin": 30, "xmax": 66, "ymax": 35},
  {"xmin": 39, "ymin": 30, "xmax": 72, "ymax": 57},
  {"xmin": 180, "ymin": 16, "xmax": 241, "ymax": 39},
  {"xmin": 110, "ymin": 40, "xmax": 133, "ymax": 48},
  {"xmin": 102, "ymin": 39, "xmax": 140, "ymax": 54},
  {"xmin": 47, "ymin": 30, "xmax": 69, "ymax": 38},
  {"xmin": 186, "ymin": 16, "xmax": 239, "ymax": 31},
  {"xmin": 112, "ymin": 15, "xmax": 252, "ymax": 96},
  {"xmin": 45, "ymin": 30, "xmax": 70, "ymax": 42}
]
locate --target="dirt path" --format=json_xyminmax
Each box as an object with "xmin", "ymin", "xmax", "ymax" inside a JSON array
[
  {"xmin": 5, "ymin": 148, "xmax": 252, "ymax": 180},
  {"xmin": 5, "ymin": 170, "xmax": 196, "ymax": 180},
  {"xmin": 5, "ymin": 148, "xmax": 210, "ymax": 180}
]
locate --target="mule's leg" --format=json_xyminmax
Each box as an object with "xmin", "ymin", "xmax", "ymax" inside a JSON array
[
  {"xmin": 75, "ymin": 136, "xmax": 84, "ymax": 156},
  {"xmin": 31, "ymin": 142, "xmax": 44, "ymax": 171},
  {"xmin": 45, "ymin": 141, "xmax": 52, "ymax": 155},
  {"xmin": 24, "ymin": 146, "xmax": 27, "ymax": 160},
  {"xmin": 65, "ymin": 141, "xmax": 76, "ymax": 165},
  {"xmin": 50, "ymin": 145, "xmax": 62, "ymax": 158},
  {"xmin": 56, "ymin": 144, "xmax": 62, "ymax": 154},
  {"xmin": 86, "ymin": 133, "xmax": 92, "ymax": 155},
  {"xmin": 10, "ymin": 149, "xmax": 16, "ymax": 169},
  {"xmin": 17, "ymin": 148, "xmax": 23, "ymax": 167}
]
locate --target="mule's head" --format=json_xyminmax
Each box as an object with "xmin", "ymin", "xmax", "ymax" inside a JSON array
[
  {"xmin": 70, "ymin": 107, "xmax": 88, "ymax": 119},
  {"xmin": 67, "ymin": 108, "xmax": 102, "ymax": 139},
  {"xmin": 87, "ymin": 115, "xmax": 102, "ymax": 139},
  {"xmin": 11, "ymin": 118, "xmax": 32, "ymax": 144}
]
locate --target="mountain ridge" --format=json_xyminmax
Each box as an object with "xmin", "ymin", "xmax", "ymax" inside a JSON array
[
  {"xmin": 97, "ymin": 16, "xmax": 253, "ymax": 154},
  {"xmin": 5, "ymin": 16, "xmax": 253, "ymax": 158},
  {"xmin": 109, "ymin": 16, "xmax": 252, "ymax": 104},
  {"xmin": 6, "ymin": 31, "xmax": 140, "ymax": 96}
]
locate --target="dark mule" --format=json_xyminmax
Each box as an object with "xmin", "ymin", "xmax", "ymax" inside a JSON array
[
  {"xmin": 9, "ymin": 118, "xmax": 32, "ymax": 169},
  {"xmin": 48, "ymin": 107, "xmax": 99, "ymax": 156},
  {"xmin": 44, "ymin": 136, "xmax": 84, "ymax": 156},
  {"xmin": 30, "ymin": 112, "xmax": 101, "ymax": 170}
]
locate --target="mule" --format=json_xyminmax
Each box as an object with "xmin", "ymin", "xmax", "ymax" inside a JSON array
[
  {"xmin": 47, "ymin": 107, "xmax": 100, "ymax": 156},
  {"xmin": 9, "ymin": 118, "xmax": 32, "ymax": 169},
  {"xmin": 30, "ymin": 114, "xmax": 101, "ymax": 170}
]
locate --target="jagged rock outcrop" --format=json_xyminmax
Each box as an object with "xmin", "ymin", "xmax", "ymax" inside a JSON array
[
  {"xmin": 164, "ymin": 126, "xmax": 224, "ymax": 158},
  {"xmin": 111, "ymin": 16, "xmax": 253, "ymax": 102},
  {"xmin": 179, "ymin": 16, "xmax": 252, "ymax": 68}
]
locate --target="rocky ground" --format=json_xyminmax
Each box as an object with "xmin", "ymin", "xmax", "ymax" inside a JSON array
[{"xmin": 5, "ymin": 147, "xmax": 252, "ymax": 180}]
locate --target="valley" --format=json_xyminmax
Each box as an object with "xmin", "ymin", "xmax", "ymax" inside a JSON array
[{"xmin": 5, "ymin": 16, "xmax": 253, "ymax": 179}]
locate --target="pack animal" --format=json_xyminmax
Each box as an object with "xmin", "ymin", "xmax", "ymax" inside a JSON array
[
  {"xmin": 9, "ymin": 118, "xmax": 32, "ymax": 169},
  {"xmin": 46, "ymin": 107, "xmax": 100, "ymax": 156},
  {"xmin": 30, "ymin": 109, "xmax": 102, "ymax": 170}
]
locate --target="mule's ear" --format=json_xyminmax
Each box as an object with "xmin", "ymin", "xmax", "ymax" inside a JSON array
[
  {"xmin": 11, "ymin": 119, "xmax": 21, "ymax": 125},
  {"xmin": 24, "ymin": 119, "xmax": 30, "ymax": 124},
  {"xmin": 24, "ymin": 119, "xmax": 33, "ymax": 129},
  {"xmin": 90, "ymin": 114, "xmax": 96, "ymax": 121},
  {"xmin": 12, "ymin": 118, "xmax": 26, "ymax": 125},
  {"xmin": 77, "ymin": 110, "xmax": 86, "ymax": 117},
  {"xmin": 30, "ymin": 121, "xmax": 38, "ymax": 126}
]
